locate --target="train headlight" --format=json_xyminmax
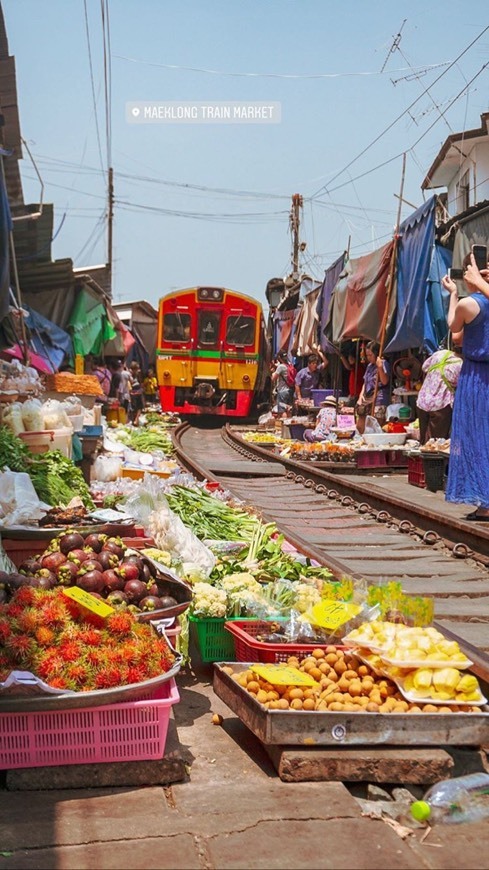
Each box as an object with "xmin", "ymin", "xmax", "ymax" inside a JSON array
[
  {"xmin": 212, "ymin": 289, "xmax": 221, "ymax": 300},
  {"xmin": 242, "ymin": 374, "xmax": 250, "ymax": 383}
]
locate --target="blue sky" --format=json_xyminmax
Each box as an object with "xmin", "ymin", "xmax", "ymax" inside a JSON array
[{"xmin": 3, "ymin": 1, "xmax": 489, "ymax": 309}]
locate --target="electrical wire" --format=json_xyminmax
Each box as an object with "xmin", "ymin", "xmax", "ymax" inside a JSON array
[
  {"xmin": 310, "ymin": 24, "xmax": 489, "ymax": 198},
  {"xmin": 113, "ymin": 54, "xmax": 450, "ymax": 80},
  {"xmin": 83, "ymin": 0, "xmax": 105, "ymax": 173},
  {"xmin": 100, "ymin": 0, "xmax": 112, "ymax": 168}
]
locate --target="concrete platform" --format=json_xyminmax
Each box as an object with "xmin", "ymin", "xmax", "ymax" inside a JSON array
[{"xmin": 266, "ymin": 745, "xmax": 454, "ymax": 783}]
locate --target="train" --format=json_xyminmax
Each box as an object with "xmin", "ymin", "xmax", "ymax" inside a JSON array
[{"xmin": 156, "ymin": 286, "xmax": 270, "ymax": 417}]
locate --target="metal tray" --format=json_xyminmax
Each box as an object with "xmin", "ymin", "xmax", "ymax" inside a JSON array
[
  {"xmin": 0, "ymin": 656, "xmax": 182, "ymax": 713},
  {"xmin": 0, "ymin": 520, "xmax": 135, "ymax": 540},
  {"xmin": 213, "ymin": 663, "xmax": 489, "ymax": 747}
]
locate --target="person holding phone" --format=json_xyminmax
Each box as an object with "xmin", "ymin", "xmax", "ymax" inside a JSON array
[{"xmin": 442, "ymin": 249, "xmax": 489, "ymax": 520}]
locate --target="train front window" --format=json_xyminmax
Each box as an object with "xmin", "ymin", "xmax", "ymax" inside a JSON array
[
  {"xmin": 226, "ymin": 315, "xmax": 255, "ymax": 346},
  {"xmin": 163, "ymin": 312, "xmax": 191, "ymax": 343},
  {"xmin": 198, "ymin": 311, "xmax": 221, "ymax": 346}
]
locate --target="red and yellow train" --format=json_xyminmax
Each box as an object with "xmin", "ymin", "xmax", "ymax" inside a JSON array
[{"xmin": 156, "ymin": 286, "xmax": 269, "ymax": 417}]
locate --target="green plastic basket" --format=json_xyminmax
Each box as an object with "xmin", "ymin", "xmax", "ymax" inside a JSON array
[{"xmin": 189, "ymin": 615, "xmax": 239, "ymax": 663}]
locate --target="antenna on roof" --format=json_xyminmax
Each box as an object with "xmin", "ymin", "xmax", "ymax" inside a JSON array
[{"xmin": 380, "ymin": 19, "xmax": 407, "ymax": 74}]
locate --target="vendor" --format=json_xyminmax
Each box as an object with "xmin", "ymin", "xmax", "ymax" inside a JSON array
[
  {"xmin": 303, "ymin": 396, "xmax": 337, "ymax": 442},
  {"xmin": 416, "ymin": 345, "xmax": 462, "ymax": 444},
  {"xmin": 294, "ymin": 349, "xmax": 328, "ymax": 401},
  {"xmin": 356, "ymin": 341, "xmax": 390, "ymax": 433},
  {"xmin": 340, "ymin": 346, "xmax": 366, "ymax": 404}
]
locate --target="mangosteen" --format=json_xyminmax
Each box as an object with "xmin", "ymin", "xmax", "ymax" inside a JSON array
[
  {"xmin": 59, "ymin": 531, "xmax": 85, "ymax": 555},
  {"xmin": 40, "ymin": 552, "xmax": 67, "ymax": 572},
  {"xmin": 146, "ymin": 582, "xmax": 159, "ymax": 597},
  {"xmin": 106, "ymin": 590, "xmax": 129, "ymax": 608},
  {"xmin": 103, "ymin": 537, "xmax": 126, "ymax": 559},
  {"xmin": 124, "ymin": 555, "xmax": 145, "ymax": 571},
  {"xmin": 99, "ymin": 550, "xmax": 120, "ymax": 571},
  {"xmin": 0, "ymin": 587, "xmax": 8, "ymax": 603},
  {"xmin": 84, "ymin": 533, "xmax": 107, "ymax": 553},
  {"xmin": 159, "ymin": 596, "xmax": 179, "ymax": 609},
  {"xmin": 141, "ymin": 563, "xmax": 152, "ymax": 582},
  {"xmin": 37, "ymin": 574, "xmax": 56, "ymax": 589},
  {"xmin": 19, "ymin": 558, "xmax": 42, "ymax": 576},
  {"xmin": 76, "ymin": 570, "xmax": 104, "ymax": 594},
  {"xmin": 7, "ymin": 573, "xmax": 33, "ymax": 590},
  {"xmin": 123, "ymin": 579, "xmax": 147, "ymax": 603},
  {"xmin": 78, "ymin": 559, "xmax": 103, "ymax": 575},
  {"xmin": 67, "ymin": 548, "xmax": 89, "ymax": 565},
  {"xmin": 36, "ymin": 568, "xmax": 57, "ymax": 586},
  {"xmin": 56, "ymin": 561, "xmax": 79, "ymax": 585},
  {"xmin": 102, "ymin": 569, "xmax": 126, "ymax": 592},
  {"xmin": 127, "ymin": 604, "xmax": 140, "ymax": 615},
  {"xmin": 138, "ymin": 595, "xmax": 163, "ymax": 612},
  {"xmin": 117, "ymin": 561, "xmax": 140, "ymax": 582}
]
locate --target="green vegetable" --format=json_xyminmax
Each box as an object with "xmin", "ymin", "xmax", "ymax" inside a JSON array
[
  {"xmin": 28, "ymin": 451, "xmax": 94, "ymax": 509},
  {"xmin": 0, "ymin": 426, "xmax": 29, "ymax": 472},
  {"xmin": 166, "ymin": 485, "xmax": 262, "ymax": 542}
]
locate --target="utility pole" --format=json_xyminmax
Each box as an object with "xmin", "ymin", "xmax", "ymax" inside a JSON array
[
  {"xmin": 107, "ymin": 166, "xmax": 114, "ymax": 297},
  {"xmin": 290, "ymin": 193, "xmax": 303, "ymax": 279}
]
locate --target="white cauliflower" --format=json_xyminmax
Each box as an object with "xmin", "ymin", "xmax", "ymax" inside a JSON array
[
  {"xmin": 294, "ymin": 582, "xmax": 322, "ymax": 614},
  {"xmin": 191, "ymin": 582, "xmax": 227, "ymax": 618}
]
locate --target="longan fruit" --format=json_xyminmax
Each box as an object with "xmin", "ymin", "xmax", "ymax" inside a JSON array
[
  {"xmin": 343, "ymin": 702, "xmax": 358, "ymax": 712},
  {"xmin": 328, "ymin": 702, "xmax": 345, "ymax": 711},
  {"xmin": 303, "ymin": 697, "xmax": 316, "ymax": 710},
  {"xmin": 325, "ymin": 645, "xmax": 338, "ymax": 655},
  {"xmin": 289, "ymin": 688, "xmax": 304, "ymax": 700},
  {"xmin": 378, "ymin": 703, "xmax": 391, "ymax": 713},
  {"xmin": 344, "ymin": 670, "xmax": 359, "ymax": 681},
  {"xmin": 290, "ymin": 698, "xmax": 303, "ymax": 710},
  {"xmin": 325, "ymin": 653, "xmax": 338, "ymax": 666},
  {"xmin": 247, "ymin": 681, "xmax": 260, "ymax": 693},
  {"xmin": 319, "ymin": 662, "xmax": 330, "ymax": 674},
  {"xmin": 334, "ymin": 659, "xmax": 347, "ymax": 675},
  {"xmin": 366, "ymin": 702, "xmax": 379, "ymax": 712},
  {"xmin": 407, "ymin": 705, "xmax": 422, "ymax": 713},
  {"xmin": 256, "ymin": 690, "xmax": 268, "ymax": 704},
  {"xmin": 267, "ymin": 691, "xmax": 280, "ymax": 701},
  {"xmin": 303, "ymin": 688, "xmax": 316, "ymax": 700},
  {"xmin": 312, "ymin": 648, "xmax": 324, "ymax": 659},
  {"xmin": 316, "ymin": 700, "xmax": 328, "ymax": 711},
  {"xmin": 309, "ymin": 668, "xmax": 322, "ymax": 682},
  {"xmin": 348, "ymin": 680, "xmax": 363, "ymax": 697},
  {"xmin": 357, "ymin": 665, "xmax": 369, "ymax": 677},
  {"xmin": 422, "ymin": 704, "xmax": 438, "ymax": 713},
  {"xmin": 222, "ymin": 666, "xmax": 234, "ymax": 676},
  {"xmin": 277, "ymin": 698, "xmax": 289, "ymax": 709}
]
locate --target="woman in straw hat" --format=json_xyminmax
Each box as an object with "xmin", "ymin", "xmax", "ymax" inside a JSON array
[{"xmin": 303, "ymin": 395, "xmax": 337, "ymax": 443}]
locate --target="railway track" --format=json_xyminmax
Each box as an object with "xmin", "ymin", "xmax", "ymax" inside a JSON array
[{"xmin": 172, "ymin": 422, "xmax": 489, "ymax": 678}]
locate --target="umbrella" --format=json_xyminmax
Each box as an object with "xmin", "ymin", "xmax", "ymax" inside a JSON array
[{"xmin": 2, "ymin": 344, "xmax": 55, "ymax": 373}]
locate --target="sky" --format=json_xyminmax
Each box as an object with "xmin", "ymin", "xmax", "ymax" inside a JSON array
[{"xmin": 3, "ymin": 1, "xmax": 489, "ymax": 311}]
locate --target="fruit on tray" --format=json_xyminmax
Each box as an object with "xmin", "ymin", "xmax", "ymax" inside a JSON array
[
  {"xmin": 345, "ymin": 621, "xmax": 471, "ymax": 665},
  {"xmin": 222, "ymin": 648, "xmax": 481, "ymax": 713},
  {"xmin": 6, "ymin": 532, "xmax": 186, "ymax": 616},
  {"xmin": 403, "ymin": 668, "xmax": 483, "ymax": 703}
]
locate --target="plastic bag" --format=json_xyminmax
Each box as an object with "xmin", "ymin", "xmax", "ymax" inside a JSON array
[
  {"xmin": 42, "ymin": 399, "xmax": 71, "ymax": 430},
  {"xmin": 148, "ymin": 499, "xmax": 216, "ymax": 578},
  {"xmin": 258, "ymin": 411, "xmax": 273, "ymax": 425},
  {"xmin": 3, "ymin": 402, "xmax": 25, "ymax": 435},
  {"xmin": 364, "ymin": 415, "xmax": 383, "ymax": 434},
  {"xmin": 22, "ymin": 398, "xmax": 44, "ymax": 432},
  {"xmin": 92, "ymin": 455, "xmax": 123, "ymax": 482},
  {"xmin": 62, "ymin": 395, "xmax": 82, "ymax": 415},
  {"xmin": 0, "ymin": 470, "xmax": 48, "ymax": 525},
  {"xmin": 123, "ymin": 474, "xmax": 170, "ymax": 525}
]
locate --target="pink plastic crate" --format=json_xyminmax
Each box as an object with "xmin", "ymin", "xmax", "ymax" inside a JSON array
[
  {"xmin": 0, "ymin": 678, "xmax": 179, "ymax": 770},
  {"xmin": 355, "ymin": 450, "xmax": 388, "ymax": 469}
]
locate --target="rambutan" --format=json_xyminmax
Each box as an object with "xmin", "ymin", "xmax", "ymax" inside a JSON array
[
  {"xmin": 35, "ymin": 626, "xmax": 56, "ymax": 647},
  {"xmin": 76, "ymin": 628, "xmax": 102, "ymax": 647},
  {"xmin": 47, "ymin": 676, "xmax": 73, "ymax": 691},
  {"xmin": 125, "ymin": 665, "xmax": 147, "ymax": 684},
  {"xmin": 94, "ymin": 666, "xmax": 125, "ymax": 689},
  {"xmin": 5, "ymin": 603, "xmax": 23, "ymax": 619},
  {"xmin": 36, "ymin": 650, "xmax": 63, "ymax": 679},
  {"xmin": 106, "ymin": 611, "xmax": 134, "ymax": 636},
  {"xmin": 17, "ymin": 609, "xmax": 42, "ymax": 635},
  {"xmin": 84, "ymin": 648, "xmax": 104, "ymax": 668},
  {"xmin": 12, "ymin": 586, "xmax": 37, "ymax": 607},
  {"xmin": 5, "ymin": 634, "xmax": 35, "ymax": 666},
  {"xmin": 65, "ymin": 663, "xmax": 90, "ymax": 686},
  {"xmin": 0, "ymin": 617, "xmax": 13, "ymax": 644},
  {"xmin": 57, "ymin": 639, "xmax": 83, "ymax": 662},
  {"xmin": 39, "ymin": 601, "xmax": 70, "ymax": 629}
]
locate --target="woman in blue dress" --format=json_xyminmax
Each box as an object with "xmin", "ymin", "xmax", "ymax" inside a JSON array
[{"xmin": 443, "ymin": 252, "xmax": 489, "ymax": 520}]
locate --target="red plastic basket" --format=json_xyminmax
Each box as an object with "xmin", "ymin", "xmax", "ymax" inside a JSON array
[
  {"xmin": 355, "ymin": 450, "xmax": 388, "ymax": 469},
  {"xmin": 0, "ymin": 678, "xmax": 179, "ymax": 770},
  {"xmin": 225, "ymin": 620, "xmax": 334, "ymax": 664},
  {"xmin": 408, "ymin": 455, "xmax": 426, "ymax": 488}
]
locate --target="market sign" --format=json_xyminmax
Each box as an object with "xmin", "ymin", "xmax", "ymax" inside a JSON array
[
  {"xmin": 307, "ymin": 600, "xmax": 362, "ymax": 631},
  {"xmin": 251, "ymin": 665, "xmax": 318, "ymax": 687}
]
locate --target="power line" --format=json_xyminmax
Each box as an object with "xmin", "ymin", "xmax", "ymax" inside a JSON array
[
  {"xmin": 310, "ymin": 23, "xmax": 489, "ymax": 198},
  {"xmin": 113, "ymin": 53, "xmax": 449, "ymax": 80},
  {"xmin": 83, "ymin": 0, "xmax": 105, "ymax": 173},
  {"xmin": 100, "ymin": 0, "xmax": 112, "ymax": 168}
]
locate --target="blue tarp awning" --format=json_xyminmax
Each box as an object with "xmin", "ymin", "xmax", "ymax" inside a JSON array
[
  {"xmin": 24, "ymin": 305, "xmax": 73, "ymax": 371},
  {"xmin": 385, "ymin": 196, "xmax": 437, "ymax": 353},
  {"xmin": 424, "ymin": 244, "xmax": 452, "ymax": 352}
]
